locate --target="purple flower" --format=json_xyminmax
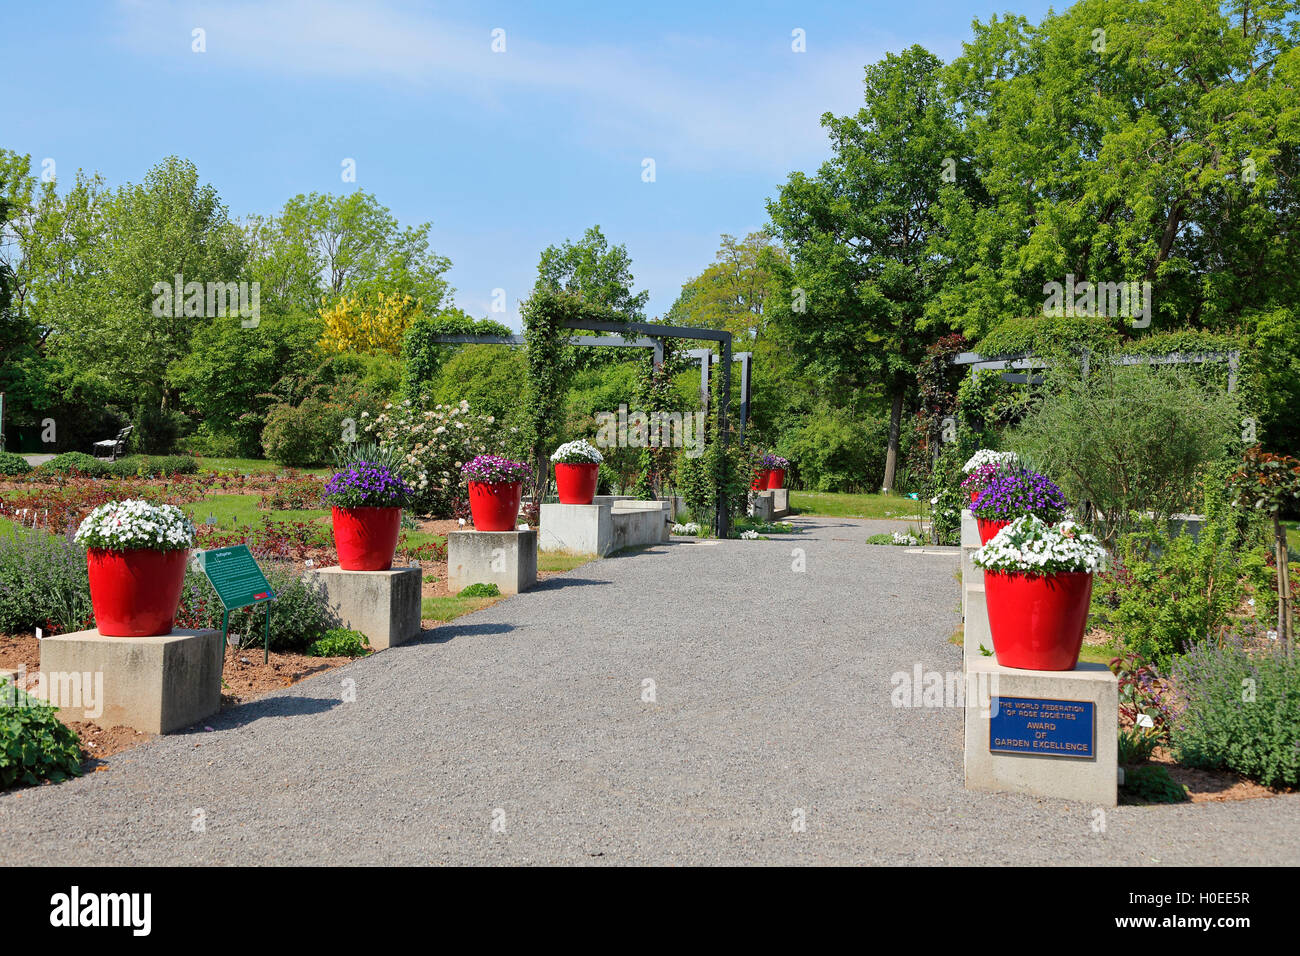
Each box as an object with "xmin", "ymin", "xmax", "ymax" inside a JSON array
[{"xmin": 461, "ymin": 455, "xmax": 532, "ymax": 484}]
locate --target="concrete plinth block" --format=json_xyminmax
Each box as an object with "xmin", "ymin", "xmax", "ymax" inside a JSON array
[
  {"xmin": 310, "ymin": 565, "xmax": 422, "ymax": 650},
  {"xmin": 771, "ymin": 487, "xmax": 790, "ymax": 517},
  {"xmin": 448, "ymin": 530, "xmax": 537, "ymax": 595},
  {"xmin": 963, "ymin": 583, "xmax": 991, "ymax": 669},
  {"xmin": 960, "ymin": 511, "xmax": 982, "ymax": 549},
  {"xmin": 750, "ymin": 492, "xmax": 776, "ymax": 522},
  {"xmin": 38, "ymin": 629, "xmax": 222, "ymax": 734},
  {"xmin": 539, "ymin": 503, "xmax": 611, "ymax": 555},
  {"xmin": 963, "ymin": 654, "xmax": 1118, "ymax": 806}
]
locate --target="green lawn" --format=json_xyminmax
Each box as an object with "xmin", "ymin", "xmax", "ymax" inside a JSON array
[
  {"xmin": 788, "ymin": 490, "xmax": 925, "ymax": 520},
  {"xmin": 538, "ymin": 552, "xmax": 595, "ymax": 573},
  {"xmin": 196, "ymin": 456, "xmax": 331, "ymax": 476},
  {"xmin": 421, "ymin": 594, "xmax": 502, "ymax": 621}
]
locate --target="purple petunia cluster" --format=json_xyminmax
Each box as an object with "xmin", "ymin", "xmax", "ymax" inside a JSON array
[
  {"xmin": 461, "ymin": 454, "xmax": 532, "ymax": 484},
  {"xmin": 760, "ymin": 452, "xmax": 789, "ymax": 470},
  {"xmin": 324, "ymin": 462, "xmax": 414, "ymax": 508},
  {"xmin": 970, "ymin": 468, "xmax": 1069, "ymax": 523}
]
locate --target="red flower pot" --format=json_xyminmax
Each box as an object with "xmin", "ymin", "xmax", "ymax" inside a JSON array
[
  {"xmin": 332, "ymin": 506, "xmax": 402, "ymax": 571},
  {"xmin": 983, "ymin": 570, "xmax": 1094, "ymax": 670},
  {"xmin": 554, "ymin": 462, "xmax": 599, "ymax": 505},
  {"xmin": 87, "ymin": 548, "xmax": 189, "ymax": 637},
  {"xmin": 751, "ymin": 468, "xmax": 771, "ymax": 491},
  {"xmin": 976, "ymin": 518, "xmax": 1010, "ymax": 544},
  {"xmin": 467, "ymin": 480, "xmax": 523, "ymax": 532},
  {"xmin": 767, "ymin": 468, "xmax": 786, "ymax": 490}
]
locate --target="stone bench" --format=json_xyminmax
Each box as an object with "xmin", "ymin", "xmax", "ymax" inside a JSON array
[{"xmin": 539, "ymin": 497, "xmax": 670, "ymax": 556}]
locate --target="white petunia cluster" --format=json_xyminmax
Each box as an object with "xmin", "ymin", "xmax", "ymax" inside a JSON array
[
  {"xmin": 739, "ymin": 529, "xmax": 760, "ymax": 540},
  {"xmin": 962, "ymin": 449, "xmax": 1019, "ymax": 473},
  {"xmin": 972, "ymin": 514, "xmax": 1108, "ymax": 575},
  {"xmin": 550, "ymin": 439, "xmax": 604, "ymax": 464},
  {"xmin": 891, "ymin": 531, "xmax": 920, "ymax": 546},
  {"xmin": 672, "ymin": 522, "xmax": 701, "ymax": 536},
  {"xmin": 74, "ymin": 499, "xmax": 196, "ymax": 553}
]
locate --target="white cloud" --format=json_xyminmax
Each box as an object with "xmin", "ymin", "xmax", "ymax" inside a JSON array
[{"xmin": 114, "ymin": 0, "xmax": 881, "ymax": 174}]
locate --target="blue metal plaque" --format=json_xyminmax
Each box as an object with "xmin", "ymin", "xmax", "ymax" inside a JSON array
[{"xmin": 990, "ymin": 696, "xmax": 1095, "ymax": 759}]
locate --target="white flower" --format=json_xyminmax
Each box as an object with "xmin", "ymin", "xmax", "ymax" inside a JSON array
[
  {"xmin": 972, "ymin": 515, "xmax": 1108, "ymax": 574},
  {"xmin": 550, "ymin": 439, "xmax": 604, "ymax": 464},
  {"xmin": 740, "ymin": 529, "xmax": 759, "ymax": 540},
  {"xmin": 962, "ymin": 449, "xmax": 1019, "ymax": 474}
]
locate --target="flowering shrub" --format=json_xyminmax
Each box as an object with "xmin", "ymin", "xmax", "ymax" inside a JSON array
[
  {"xmin": 739, "ymin": 529, "xmax": 759, "ymax": 540},
  {"xmin": 972, "ymin": 515, "xmax": 1108, "ymax": 574},
  {"xmin": 891, "ymin": 531, "xmax": 920, "ymax": 546},
  {"xmin": 323, "ymin": 463, "xmax": 414, "ymax": 509},
  {"xmin": 74, "ymin": 499, "xmax": 196, "ymax": 552},
  {"xmin": 363, "ymin": 398, "xmax": 506, "ymax": 516},
  {"xmin": 970, "ymin": 468, "xmax": 1069, "ymax": 523},
  {"xmin": 672, "ymin": 522, "xmax": 701, "ymax": 536},
  {"xmin": 461, "ymin": 455, "xmax": 531, "ymax": 485},
  {"xmin": 550, "ymin": 440, "xmax": 604, "ymax": 465},
  {"xmin": 962, "ymin": 449, "xmax": 1018, "ymax": 473},
  {"xmin": 1109, "ymin": 651, "xmax": 1173, "ymax": 763}
]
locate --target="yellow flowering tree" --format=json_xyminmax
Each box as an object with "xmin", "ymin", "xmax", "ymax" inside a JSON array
[{"xmin": 319, "ymin": 291, "xmax": 420, "ymax": 356}]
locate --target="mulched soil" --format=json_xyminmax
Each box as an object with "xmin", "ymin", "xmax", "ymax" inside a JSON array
[{"xmin": 1, "ymin": 631, "xmax": 362, "ymax": 771}]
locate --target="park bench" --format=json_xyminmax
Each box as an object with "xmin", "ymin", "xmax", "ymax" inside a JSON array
[{"xmin": 93, "ymin": 425, "xmax": 133, "ymax": 461}]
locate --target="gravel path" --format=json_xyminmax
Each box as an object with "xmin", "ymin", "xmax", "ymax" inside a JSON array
[{"xmin": 2, "ymin": 515, "xmax": 1297, "ymax": 865}]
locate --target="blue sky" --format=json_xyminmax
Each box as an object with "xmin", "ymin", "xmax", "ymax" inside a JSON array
[{"xmin": 2, "ymin": 0, "xmax": 1055, "ymax": 327}]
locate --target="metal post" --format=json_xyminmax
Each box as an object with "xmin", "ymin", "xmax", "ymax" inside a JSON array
[
  {"xmin": 717, "ymin": 338, "xmax": 732, "ymax": 539},
  {"xmin": 738, "ymin": 353, "xmax": 751, "ymax": 445},
  {"xmin": 221, "ymin": 609, "xmax": 229, "ymax": 657},
  {"xmin": 263, "ymin": 602, "xmax": 271, "ymax": 664}
]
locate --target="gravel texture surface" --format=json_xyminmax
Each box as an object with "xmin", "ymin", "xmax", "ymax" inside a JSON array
[{"xmin": 2, "ymin": 515, "xmax": 1297, "ymax": 865}]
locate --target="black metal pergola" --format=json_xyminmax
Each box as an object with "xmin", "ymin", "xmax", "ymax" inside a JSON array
[{"xmin": 425, "ymin": 319, "xmax": 748, "ymax": 536}]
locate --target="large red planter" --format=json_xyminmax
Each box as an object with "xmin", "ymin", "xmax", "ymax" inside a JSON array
[
  {"xmin": 969, "ymin": 489, "xmax": 980, "ymax": 505},
  {"xmin": 751, "ymin": 468, "xmax": 771, "ymax": 491},
  {"xmin": 977, "ymin": 517, "xmax": 1010, "ymax": 544},
  {"xmin": 766, "ymin": 468, "xmax": 786, "ymax": 490},
  {"xmin": 467, "ymin": 480, "xmax": 523, "ymax": 532},
  {"xmin": 87, "ymin": 548, "xmax": 189, "ymax": 637},
  {"xmin": 332, "ymin": 506, "xmax": 402, "ymax": 571},
  {"xmin": 983, "ymin": 570, "xmax": 1094, "ymax": 670},
  {"xmin": 554, "ymin": 462, "xmax": 599, "ymax": 505}
]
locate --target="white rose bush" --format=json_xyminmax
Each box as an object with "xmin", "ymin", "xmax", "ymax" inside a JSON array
[{"xmin": 363, "ymin": 397, "xmax": 508, "ymax": 516}]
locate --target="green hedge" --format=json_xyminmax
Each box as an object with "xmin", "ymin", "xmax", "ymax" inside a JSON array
[
  {"xmin": 0, "ymin": 452, "xmax": 32, "ymax": 476},
  {"xmin": 37, "ymin": 452, "xmax": 106, "ymax": 476}
]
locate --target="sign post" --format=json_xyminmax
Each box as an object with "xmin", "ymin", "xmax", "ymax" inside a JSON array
[{"xmin": 197, "ymin": 545, "xmax": 276, "ymax": 663}]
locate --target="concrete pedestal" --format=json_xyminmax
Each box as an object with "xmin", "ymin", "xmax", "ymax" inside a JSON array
[
  {"xmin": 448, "ymin": 530, "xmax": 537, "ymax": 594},
  {"xmin": 750, "ymin": 489, "xmax": 791, "ymax": 521},
  {"xmin": 309, "ymin": 565, "xmax": 422, "ymax": 650},
  {"xmin": 38, "ymin": 629, "xmax": 222, "ymax": 734},
  {"xmin": 539, "ymin": 500, "xmax": 669, "ymax": 556},
  {"xmin": 963, "ymin": 654, "xmax": 1118, "ymax": 806}
]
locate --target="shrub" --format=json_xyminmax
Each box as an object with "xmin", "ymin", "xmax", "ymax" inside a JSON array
[
  {"xmin": 262, "ymin": 397, "xmax": 346, "ymax": 467},
  {"xmin": 458, "ymin": 582, "xmax": 500, "ymax": 597},
  {"xmin": 779, "ymin": 405, "xmax": 886, "ymax": 492},
  {"xmin": 38, "ymin": 452, "xmax": 107, "ymax": 477},
  {"xmin": 1120, "ymin": 765, "xmax": 1189, "ymax": 804},
  {"xmin": 0, "ymin": 452, "xmax": 31, "ymax": 476},
  {"xmin": 130, "ymin": 404, "xmax": 188, "ymax": 455},
  {"xmin": 1170, "ymin": 629, "xmax": 1300, "ymax": 788},
  {"xmin": 307, "ymin": 628, "xmax": 370, "ymax": 657},
  {"xmin": 0, "ymin": 526, "xmax": 92, "ymax": 635},
  {"xmin": 175, "ymin": 564, "xmax": 338, "ymax": 653},
  {"xmin": 364, "ymin": 397, "xmax": 507, "ymax": 516},
  {"xmin": 106, "ymin": 455, "xmax": 199, "ymax": 478},
  {"xmin": 1095, "ymin": 479, "xmax": 1249, "ymax": 668},
  {"xmin": 866, "ymin": 533, "xmax": 893, "ymax": 545},
  {"xmin": 1009, "ymin": 363, "xmax": 1240, "ymax": 543},
  {"xmin": 0, "ymin": 678, "xmax": 84, "ymax": 788}
]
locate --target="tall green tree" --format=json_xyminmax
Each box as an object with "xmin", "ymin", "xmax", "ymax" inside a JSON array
[
  {"xmin": 534, "ymin": 225, "xmax": 649, "ymax": 321},
  {"xmin": 767, "ymin": 45, "xmax": 964, "ymax": 491}
]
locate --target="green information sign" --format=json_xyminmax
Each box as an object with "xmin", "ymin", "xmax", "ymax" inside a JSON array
[{"xmin": 197, "ymin": 545, "xmax": 276, "ymax": 662}]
